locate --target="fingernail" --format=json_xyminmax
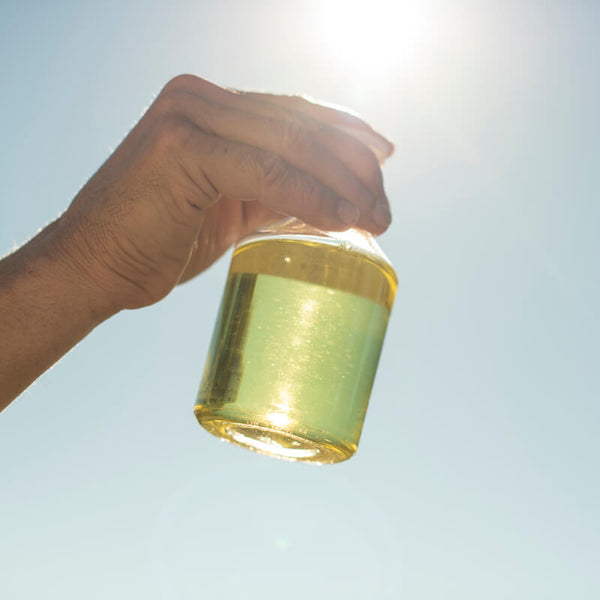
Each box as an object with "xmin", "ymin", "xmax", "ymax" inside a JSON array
[
  {"xmin": 373, "ymin": 204, "xmax": 392, "ymax": 229},
  {"xmin": 337, "ymin": 201, "xmax": 360, "ymax": 226}
]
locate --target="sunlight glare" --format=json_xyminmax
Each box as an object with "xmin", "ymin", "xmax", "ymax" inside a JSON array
[
  {"xmin": 318, "ymin": 0, "xmax": 433, "ymax": 76},
  {"xmin": 265, "ymin": 410, "xmax": 291, "ymax": 428}
]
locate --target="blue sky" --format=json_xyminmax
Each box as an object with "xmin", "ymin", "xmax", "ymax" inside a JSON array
[{"xmin": 1, "ymin": 1, "xmax": 599, "ymax": 598}]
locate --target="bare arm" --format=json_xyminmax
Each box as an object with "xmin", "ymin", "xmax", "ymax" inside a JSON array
[
  {"xmin": 0, "ymin": 220, "xmax": 117, "ymax": 408},
  {"xmin": 0, "ymin": 74, "xmax": 393, "ymax": 412}
]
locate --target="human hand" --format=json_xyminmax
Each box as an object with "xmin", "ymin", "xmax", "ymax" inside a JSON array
[{"xmin": 56, "ymin": 75, "xmax": 394, "ymax": 312}]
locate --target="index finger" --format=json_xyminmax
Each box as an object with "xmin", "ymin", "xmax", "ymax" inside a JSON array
[{"xmin": 236, "ymin": 91, "xmax": 395, "ymax": 163}]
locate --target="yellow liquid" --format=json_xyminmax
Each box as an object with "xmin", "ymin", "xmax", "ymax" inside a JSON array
[{"xmin": 195, "ymin": 236, "xmax": 397, "ymax": 464}]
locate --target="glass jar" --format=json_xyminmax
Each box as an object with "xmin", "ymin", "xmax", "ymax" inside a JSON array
[{"xmin": 194, "ymin": 218, "xmax": 397, "ymax": 464}]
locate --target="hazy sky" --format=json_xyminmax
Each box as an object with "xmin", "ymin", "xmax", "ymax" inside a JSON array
[{"xmin": 1, "ymin": 1, "xmax": 599, "ymax": 598}]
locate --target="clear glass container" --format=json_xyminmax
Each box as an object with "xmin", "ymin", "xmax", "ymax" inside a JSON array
[{"xmin": 194, "ymin": 218, "xmax": 397, "ymax": 464}]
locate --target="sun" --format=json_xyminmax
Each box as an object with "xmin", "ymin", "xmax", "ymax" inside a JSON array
[{"xmin": 317, "ymin": 0, "xmax": 434, "ymax": 77}]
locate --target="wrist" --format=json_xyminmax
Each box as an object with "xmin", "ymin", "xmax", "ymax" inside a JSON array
[{"xmin": 29, "ymin": 216, "xmax": 122, "ymax": 325}]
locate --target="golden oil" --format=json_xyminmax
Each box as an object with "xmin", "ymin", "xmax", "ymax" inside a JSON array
[{"xmin": 195, "ymin": 225, "xmax": 397, "ymax": 464}]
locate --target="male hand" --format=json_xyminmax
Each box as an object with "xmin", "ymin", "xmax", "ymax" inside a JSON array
[{"xmin": 57, "ymin": 75, "xmax": 394, "ymax": 312}]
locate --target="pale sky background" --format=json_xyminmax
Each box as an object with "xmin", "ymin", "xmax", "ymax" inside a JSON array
[{"xmin": 1, "ymin": 1, "xmax": 599, "ymax": 598}]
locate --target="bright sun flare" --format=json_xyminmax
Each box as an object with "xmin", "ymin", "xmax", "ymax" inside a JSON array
[{"xmin": 318, "ymin": 0, "xmax": 433, "ymax": 76}]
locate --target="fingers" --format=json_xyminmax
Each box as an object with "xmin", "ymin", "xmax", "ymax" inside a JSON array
[
  {"xmin": 155, "ymin": 75, "xmax": 393, "ymax": 233},
  {"xmin": 176, "ymin": 81, "xmax": 392, "ymax": 199},
  {"xmin": 238, "ymin": 91, "xmax": 395, "ymax": 163},
  {"xmin": 172, "ymin": 127, "xmax": 361, "ymax": 232},
  {"xmin": 155, "ymin": 89, "xmax": 389, "ymax": 233},
  {"xmin": 230, "ymin": 95, "xmax": 394, "ymax": 232}
]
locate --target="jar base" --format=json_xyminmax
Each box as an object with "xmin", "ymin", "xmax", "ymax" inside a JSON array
[{"xmin": 195, "ymin": 409, "xmax": 355, "ymax": 464}]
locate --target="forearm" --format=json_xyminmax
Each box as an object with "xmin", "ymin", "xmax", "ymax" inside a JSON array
[{"xmin": 0, "ymin": 217, "xmax": 118, "ymax": 410}]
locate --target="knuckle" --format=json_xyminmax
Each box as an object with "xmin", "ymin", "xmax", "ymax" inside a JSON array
[
  {"xmin": 280, "ymin": 121, "xmax": 310, "ymax": 153},
  {"xmin": 152, "ymin": 89, "xmax": 181, "ymax": 116},
  {"xmin": 152, "ymin": 117, "xmax": 193, "ymax": 154},
  {"xmin": 163, "ymin": 73, "xmax": 198, "ymax": 93},
  {"xmin": 257, "ymin": 152, "xmax": 288, "ymax": 189},
  {"xmin": 308, "ymin": 117, "xmax": 327, "ymax": 135},
  {"xmin": 286, "ymin": 93, "xmax": 310, "ymax": 109}
]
